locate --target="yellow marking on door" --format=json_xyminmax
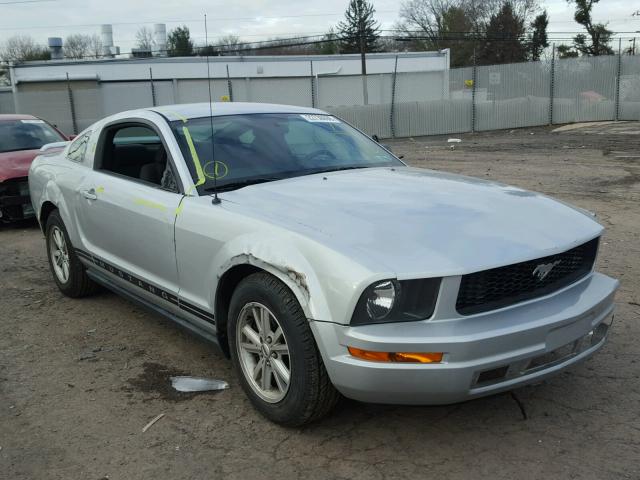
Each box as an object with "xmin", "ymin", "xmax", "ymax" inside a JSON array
[{"xmin": 133, "ymin": 198, "xmax": 167, "ymax": 212}]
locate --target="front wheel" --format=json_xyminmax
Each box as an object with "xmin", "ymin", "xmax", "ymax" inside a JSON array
[{"xmin": 228, "ymin": 272, "xmax": 339, "ymax": 426}]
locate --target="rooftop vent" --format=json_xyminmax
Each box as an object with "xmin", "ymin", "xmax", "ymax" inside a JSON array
[{"xmin": 48, "ymin": 37, "xmax": 63, "ymax": 60}]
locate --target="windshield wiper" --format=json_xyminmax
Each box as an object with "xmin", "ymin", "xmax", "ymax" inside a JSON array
[
  {"xmin": 303, "ymin": 165, "xmax": 369, "ymax": 176},
  {"xmin": 203, "ymin": 177, "xmax": 282, "ymax": 193}
]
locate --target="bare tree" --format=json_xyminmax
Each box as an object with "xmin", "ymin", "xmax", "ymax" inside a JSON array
[
  {"xmin": 397, "ymin": 0, "xmax": 541, "ymax": 66},
  {"xmin": 399, "ymin": 0, "xmax": 539, "ymax": 33},
  {"xmin": 64, "ymin": 34, "xmax": 103, "ymax": 59},
  {"xmin": 569, "ymin": 0, "xmax": 613, "ymax": 56},
  {"xmin": 88, "ymin": 34, "xmax": 103, "ymax": 58},
  {"xmin": 64, "ymin": 34, "xmax": 88, "ymax": 59},
  {"xmin": 135, "ymin": 27, "xmax": 155, "ymax": 51},
  {"xmin": 0, "ymin": 35, "xmax": 50, "ymax": 62},
  {"xmin": 216, "ymin": 34, "xmax": 241, "ymax": 54}
]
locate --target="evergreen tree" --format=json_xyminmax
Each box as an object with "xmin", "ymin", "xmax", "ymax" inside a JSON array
[
  {"xmin": 167, "ymin": 26, "xmax": 194, "ymax": 57},
  {"xmin": 478, "ymin": 2, "xmax": 528, "ymax": 65},
  {"xmin": 337, "ymin": 0, "xmax": 380, "ymax": 54},
  {"xmin": 528, "ymin": 10, "xmax": 548, "ymax": 60}
]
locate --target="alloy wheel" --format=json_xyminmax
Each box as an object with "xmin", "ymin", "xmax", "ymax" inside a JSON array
[
  {"xmin": 236, "ymin": 302, "xmax": 291, "ymax": 403},
  {"xmin": 49, "ymin": 226, "xmax": 70, "ymax": 283}
]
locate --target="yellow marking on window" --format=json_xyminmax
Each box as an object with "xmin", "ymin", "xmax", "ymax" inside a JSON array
[
  {"xmin": 158, "ymin": 108, "xmax": 189, "ymax": 123},
  {"xmin": 96, "ymin": 186, "xmax": 105, "ymax": 193},
  {"xmin": 203, "ymin": 160, "xmax": 229, "ymax": 179},
  {"xmin": 182, "ymin": 126, "xmax": 206, "ymax": 188},
  {"xmin": 133, "ymin": 198, "xmax": 167, "ymax": 212}
]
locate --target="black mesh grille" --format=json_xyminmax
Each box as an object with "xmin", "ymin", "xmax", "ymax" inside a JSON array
[{"xmin": 456, "ymin": 238, "xmax": 599, "ymax": 315}]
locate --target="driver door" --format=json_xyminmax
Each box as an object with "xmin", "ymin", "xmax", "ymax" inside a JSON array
[{"xmin": 75, "ymin": 120, "xmax": 184, "ymax": 312}]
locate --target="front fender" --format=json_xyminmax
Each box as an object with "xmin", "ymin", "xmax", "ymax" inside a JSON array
[{"xmin": 212, "ymin": 232, "xmax": 332, "ymax": 321}]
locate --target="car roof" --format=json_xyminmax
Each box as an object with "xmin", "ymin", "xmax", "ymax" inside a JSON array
[
  {"xmin": 149, "ymin": 102, "xmax": 328, "ymax": 122},
  {"xmin": 0, "ymin": 114, "xmax": 40, "ymax": 121}
]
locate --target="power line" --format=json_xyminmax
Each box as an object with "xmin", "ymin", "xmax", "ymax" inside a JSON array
[
  {"xmin": 0, "ymin": 10, "xmax": 397, "ymax": 31},
  {"xmin": 0, "ymin": 0, "xmax": 55, "ymax": 3},
  {"xmin": 7, "ymin": 32, "xmax": 637, "ymax": 63}
]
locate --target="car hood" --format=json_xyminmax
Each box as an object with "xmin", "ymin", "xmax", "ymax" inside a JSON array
[
  {"xmin": 0, "ymin": 149, "xmax": 40, "ymax": 182},
  {"xmin": 221, "ymin": 167, "xmax": 603, "ymax": 277}
]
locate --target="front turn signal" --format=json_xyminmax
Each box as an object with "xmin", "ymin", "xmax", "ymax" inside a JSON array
[{"xmin": 348, "ymin": 347, "xmax": 443, "ymax": 363}]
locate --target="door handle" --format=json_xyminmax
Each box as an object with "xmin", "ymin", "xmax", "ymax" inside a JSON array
[{"xmin": 81, "ymin": 188, "xmax": 98, "ymax": 200}]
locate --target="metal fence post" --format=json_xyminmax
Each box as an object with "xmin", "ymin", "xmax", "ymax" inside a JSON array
[
  {"xmin": 149, "ymin": 67, "xmax": 157, "ymax": 107},
  {"xmin": 549, "ymin": 43, "xmax": 556, "ymax": 125},
  {"xmin": 226, "ymin": 64, "xmax": 233, "ymax": 102},
  {"xmin": 66, "ymin": 72, "xmax": 78, "ymax": 135},
  {"xmin": 615, "ymin": 38, "xmax": 622, "ymax": 121},
  {"xmin": 310, "ymin": 61, "xmax": 316, "ymax": 108},
  {"xmin": 390, "ymin": 55, "xmax": 399, "ymax": 138},
  {"xmin": 471, "ymin": 60, "xmax": 477, "ymax": 133}
]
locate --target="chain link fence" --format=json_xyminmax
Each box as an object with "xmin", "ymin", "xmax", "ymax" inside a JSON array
[{"xmin": 2, "ymin": 53, "xmax": 640, "ymax": 138}]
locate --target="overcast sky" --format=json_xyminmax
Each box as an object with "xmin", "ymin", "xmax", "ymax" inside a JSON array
[{"xmin": 0, "ymin": 0, "xmax": 637, "ymax": 52}]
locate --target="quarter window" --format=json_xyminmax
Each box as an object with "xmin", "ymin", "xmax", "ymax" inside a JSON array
[{"xmin": 66, "ymin": 131, "xmax": 91, "ymax": 163}]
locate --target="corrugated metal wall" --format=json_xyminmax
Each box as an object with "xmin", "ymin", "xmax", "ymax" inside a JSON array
[
  {"xmin": 5, "ymin": 53, "xmax": 640, "ymax": 138},
  {"xmin": 14, "ymin": 83, "xmax": 76, "ymax": 134},
  {"xmin": 0, "ymin": 89, "xmax": 15, "ymax": 114},
  {"xmin": 620, "ymin": 56, "xmax": 640, "ymax": 121},
  {"xmin": 476, "ymin": 61, "xmax": 550, "ymax": 131},
  {"xmin": 553, "ymin": 56, "xmax": 618, "ymax": 124}
]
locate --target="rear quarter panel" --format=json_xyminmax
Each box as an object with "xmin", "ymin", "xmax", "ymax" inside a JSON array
[{"xmin": 28, "ymin": 143, "xmax": 93, "ymax": 247}]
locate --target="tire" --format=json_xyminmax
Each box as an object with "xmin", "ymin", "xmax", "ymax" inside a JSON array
[
  {"xmin": 228, "ymin": 272, "xmax": 339, "ymax": 426},
  {"xmin": 45, "ymin": 209, "xmax": 98, "ymax": 298}
]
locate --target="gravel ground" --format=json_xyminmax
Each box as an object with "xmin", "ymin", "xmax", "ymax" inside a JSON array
[{"xmin": 1, "ymin": 122, "xmax": 639, "ymax": 480}]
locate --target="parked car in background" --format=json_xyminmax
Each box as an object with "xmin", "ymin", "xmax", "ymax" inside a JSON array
[
  {"xmin": 0, "ymin": 114, "xmax": 69, "ymax": 222},
  {"xmin": 29, "ymin": 103, "xmax": 619, "ymax": 426}
]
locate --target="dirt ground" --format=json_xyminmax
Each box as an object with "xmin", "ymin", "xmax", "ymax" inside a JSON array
[{"xmin": 1, "ymin": 122, "xmax": 639, "ymax": 480}]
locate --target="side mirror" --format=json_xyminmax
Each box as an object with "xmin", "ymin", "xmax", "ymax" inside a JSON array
[{"xmin": 372, "ymin": 134, "xmax": 380, "ymax": 143}]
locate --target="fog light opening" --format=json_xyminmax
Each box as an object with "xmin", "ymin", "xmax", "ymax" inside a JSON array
[
  {"xmin": 590, "ymin": 322, "xmax": 609, "ymax": 346},
  {"xmin": 348, "ymin": 347, "xmax": 443, "ymax": 363}
]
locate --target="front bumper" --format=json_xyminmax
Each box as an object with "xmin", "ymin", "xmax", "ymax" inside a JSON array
[
  {"xmin": 311, "ymin": 272, "xmax": 619, "ymax": 404},
  {"xmin": 0, "ymin": 179, "xmax": 34, "ymax": 221}
]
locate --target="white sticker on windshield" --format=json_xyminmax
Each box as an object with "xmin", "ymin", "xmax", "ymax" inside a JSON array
[
  {"xmin": 300, "ymin": 114, "xmax": 341, "ymax": 123},
  {"xmin": 21, "ymin": 119, "xmax": 45, "ymax": 124}
]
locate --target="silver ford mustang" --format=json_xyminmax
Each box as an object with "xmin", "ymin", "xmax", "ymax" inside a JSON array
[{"xmin": 29, "ymin": 102, "xmax": 619, "ymax": 426}]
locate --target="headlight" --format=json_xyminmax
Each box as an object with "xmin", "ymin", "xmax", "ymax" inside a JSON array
[
  {"xmin": 365, "ymin": 280, "xmax": 396, "ymax": 320},
  {"xmin": 351, "ymin": 278, "xmax": 441, "ymax": 326}
]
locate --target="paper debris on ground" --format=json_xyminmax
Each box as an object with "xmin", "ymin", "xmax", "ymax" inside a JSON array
[
  {"xmin": 447, "ymin": 138, "xmax": 462, "ymax": 143},
  {"xmin": 170, "ymin": 376, "xmax": 229, "ymax": 393}
]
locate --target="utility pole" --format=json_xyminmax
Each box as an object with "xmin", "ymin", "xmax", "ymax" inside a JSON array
[
  {"xmin": 359, "ymin": 10, "xmax": 368, "ymax": 104},
  {"xmin": 359, "ymin": 16, "xmax": 366, "ymax": 75}
]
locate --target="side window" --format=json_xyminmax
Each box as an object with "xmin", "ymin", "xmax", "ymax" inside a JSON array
[
  {"xmin": 98, "ymin": 124, "xmax": 178, "ymax": 192},
  {"xmin": 66, "ymin": 131, "xmax": 91, "ymax": 163}
]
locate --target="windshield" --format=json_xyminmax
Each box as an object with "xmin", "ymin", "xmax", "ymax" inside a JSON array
[
  {"xmin": 170, "ymin": 113, "xmax": 402, "ymax": 193},
  {"xmin": 0, "ymin": 119, "xmax": 66, "ymax": 154}
]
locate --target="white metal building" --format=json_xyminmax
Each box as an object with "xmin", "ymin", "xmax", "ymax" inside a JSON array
[{"xmin": 4, "ymin": 52, "xmax": 450, "ymax": 135}]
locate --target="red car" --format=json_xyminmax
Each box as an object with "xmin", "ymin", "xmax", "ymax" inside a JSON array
[{"xmin": 0, "ymin": 114, "xmax": 69, "ymax": 222}]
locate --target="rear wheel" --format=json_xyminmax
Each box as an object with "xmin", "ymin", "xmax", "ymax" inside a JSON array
[
  {"xmin": 45, "ymin": 210, "xmax": 98, "ymax": 297},
  {"xmin": 228, "ymin": 272, "xmax": 339, "ymax": 426}
]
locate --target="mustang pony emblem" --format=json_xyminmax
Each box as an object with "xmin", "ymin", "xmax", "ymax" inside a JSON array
[{"xmin": 532, "ymin": 260, "xmax": 562, "ymax": 281}]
